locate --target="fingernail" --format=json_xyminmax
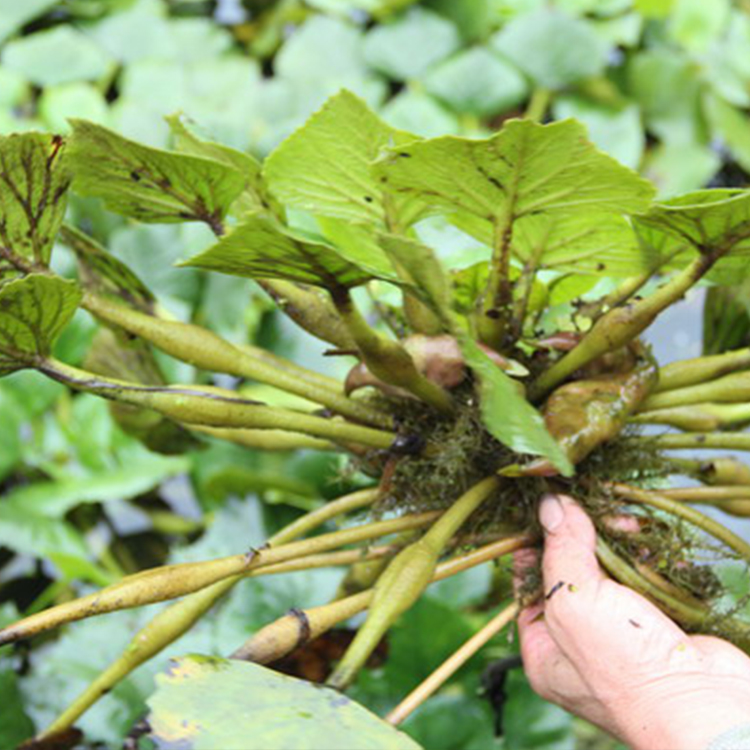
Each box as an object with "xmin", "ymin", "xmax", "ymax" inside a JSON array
[{"xmin": 540, "ymin": 495, "xmax": 564, "ymax": 533}]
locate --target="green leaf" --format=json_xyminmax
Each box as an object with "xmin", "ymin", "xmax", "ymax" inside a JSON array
[
  {"xmin": 362, "ymin": 8, "xmax": 460, "ymax": 81},
  {"xmin": 703, "ymin": 284, "xmax": 750, "ymax": 356},
  {"xmin": 68, "ymin": 120, "xmax": 247, "ymax": 230},
  {"xmin": 668, "ymin": 0, "xmax": 730, "ymax": 53},
  {"xmin": 1, "ymin": 26, "xmax": 114, "ymax": 87},
  {"xmin": 146, "ymin": 656, "xmax": 423, "ymax": 750},
  {"xmin": 0, "ymin": 668, "xmax": 35, "ymax": 748},
  {"xmin": 0, "ymin": 132, "xmax": 71, "ymax": 281},
  {"xmin": 375, "ymin": 119, "xmax": 654, "ymax": 262},
  {"xmin": 423, "ymin": 47, "xmax": 528, "ymax": 118},
  {"xmin": 460, "ymin": 338, "xmax": 573, "ymax": 475},
  {"xmin": 263, "ymin": 90, "xmax": 423, "ymax": 228},
  {"xmin": 0, "ymin": 0, "xmax": 57, "ymax": 44},
  {"xmin": 166, "ymin": 113, "xmax": 270, "ymax": 217},
  {"xmin": 377, "ymin": 234, "xmax": 452, "ymax": 324},
  {"xmin": 380, "ymin": 90, "xmax": 460, "ymax": 138},
  {"xmin": 0, "ymin": 275, "xmax": 82, "ymax": 375},
  {"xmin": 1, "ymin": 454, "xmax": 188, "ymax": 518},
  {"xmin": 635, "ymin": 190, "xmax": 750, "ymax": 283},
  {"xmin": 60, "ymin": 225, "xmax": 156, "ymax": 312},
  {"xmin": 552, "ymin": 97, "xmax": 644, "ymax": 170},
  {"xmin": 704, "ymin": 94, "xmax": 750, "ymax": 174},
  {"xmin": 38, "ymin": 82, "xmax": 109, "ymax": 134},
  {"xmin": 492, "ymin": 9, "xmax": 606, "ymax": 90},
  {"xmin": 0, "ymin": 388, "xmax": 21, "ymax": 481},
  {"xmin": 181, "ymin": 214, "xmax": 390, "ymax": 289},
  {"xmin": 0, "ymin": 502, "xmax": 89, "ymax": 559}
]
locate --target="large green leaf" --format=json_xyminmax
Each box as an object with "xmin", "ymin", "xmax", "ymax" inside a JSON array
[
  {"xmin": 0, "ymin": 132, "xmax": 71, "ymax": 282},
  {"xmin": 181, "ymin": 214, "xmax": 394, "ymax": 289},
  {"xmin": 460, "ymin": 339, "xmax": 573, "ymax": 476},
  {"xmin": 263, "ymin": 90, "xmax": 423, "ymax": 228},
  {"xmin": 165, "ymin": 113, "xmax": 270, "ymax": 217},
  {"xmin": 634, "ymin": 189, "xmax": 750, "ymax": 283},
  {"xmin": 491, "ymin": 9, "xmax": 606, "ymax": 90},
  {"xmin": 146, "ymin": 656, "xmax": 423, "ymax": 750},
  {"xmin": 67, "ymin": 120, "xmax": 247, "ymax": 230},
  {"xmin": 0, "ymin": 0, "xmax": 57, "ymax": 43},
  {"xmin": 375, "ymin": 119, "xmax": 654, "ymax": 270},
  {"xmin": 0, "ymin": 275, "xmax": 82, "ymax": 375}
]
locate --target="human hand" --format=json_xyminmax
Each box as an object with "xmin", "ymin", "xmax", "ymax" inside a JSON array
[{"xmin": 516, "ymin": 494, "xmax": 750, "ymax": 750}]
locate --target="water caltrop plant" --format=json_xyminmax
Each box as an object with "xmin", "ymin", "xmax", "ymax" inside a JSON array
[{"xmin": 3, "ymin": 90, "xmax": 750, "ymax": 747}]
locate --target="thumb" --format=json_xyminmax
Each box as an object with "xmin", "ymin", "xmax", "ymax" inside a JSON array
[{"xmin": 539, "ymin": 494, "xmax": 604, "ymax": 595}]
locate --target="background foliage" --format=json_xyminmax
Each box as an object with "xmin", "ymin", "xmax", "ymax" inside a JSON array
[{"xmin": 1, "ymin": 0, "xmax": 749, "ymax": 748}]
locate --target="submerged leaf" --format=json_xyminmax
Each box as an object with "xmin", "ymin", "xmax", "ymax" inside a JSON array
[
  {"xmin": 0, "ymin": 274, "xmax": 82, "ymax": 375},
  {"xmin": 146, "ymin": 656, "xmax": 422, "ymax": 750},
  {"xmin": 460, "ymin": 339, "xmax": 573, "ymax": 476},
  {"xmin": 67, "ymin": 120, "xmax": 247, "ymax": 230},
  {"xmin": 263, "ymin": 90, "xmax": 423, "ymax": 228},
  {"xmin": 0, "ymin": 132, "xmax": 71, "ymax": 281},
  {"xmin": 181, "ymin": 214, "xmax": 394, "ymax": 289}
]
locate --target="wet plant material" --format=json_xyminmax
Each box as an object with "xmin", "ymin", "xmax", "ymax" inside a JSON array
[{"xmin": 4, "ymin": 92, "xmax": 750, "ymax": 745}]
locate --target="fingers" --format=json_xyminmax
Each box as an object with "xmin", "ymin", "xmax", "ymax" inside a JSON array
[{"xmin": 539, "ymin": 494, "xmax": 604, "ymax": 593}]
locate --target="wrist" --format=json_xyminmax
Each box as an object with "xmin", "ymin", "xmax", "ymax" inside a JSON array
[{"xmin": 617, "ymin": 682, "xmax": 750, "ymax": 750}]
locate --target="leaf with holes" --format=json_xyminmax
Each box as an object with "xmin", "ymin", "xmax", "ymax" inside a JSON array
[
  {"xmin": 263, "ymin": 90, "xmax": 424, "ymax": 229},
  {"xmin": 67, "ymin": 120, "xmax": 247, "ymax": 231},
  {"xmin": 0, "ymin": 133, "xmax": 71, "ymax": 282},
  {"xmin": 180, "ymin": 214, "xmax": 396, "ymax": 289},
  {"xmin": 146, "ymin": 656, "xmax": 423, "ymax": 750},
  {"xmin": 0, "ymin": 274, "xmax": 82, "ymax": 375}
]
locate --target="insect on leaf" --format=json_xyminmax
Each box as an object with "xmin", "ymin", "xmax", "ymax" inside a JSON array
[
  {"xmin": 67, "ymin": 120, "xmax": 247, "ymax": 232},
  {"xmin": 0, "ymin": 274, "xmax": 82, "ymax": 376},
  {"xmin": 0, "ymin": 132, "xmax": 71, "ymax": 282},
  {"xmin": 180, "ymin": 214, "xmax": 393, "ymax": 290}
]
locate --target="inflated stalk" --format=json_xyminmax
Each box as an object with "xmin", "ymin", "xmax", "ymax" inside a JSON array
[
  {"xmin": 530, "ymin": 253, "xmax": 725, "ymax": 400},
  {"xmin": 260, "ymin": 279, "xmax": 356, "ymax": 350},
  {"xmin": 667, "ymin": 456, "xmax": 750, "ymax": 512},
  {"xmin": 595, "ymin": 538, "xmax": 709, "ymax": 626},
  {"xmin": 190, "ymin": 425, "xmax": 335, "ymax": 452},
  {"xmin": 327, "ymin": 475, "xmax": 500, "ymax": 689},
  {"xmin": 654, "ymin": 347, "xmax": 750, "ymax": 393},
  {"xmin": 608, "ymin": 483, "xmax": 750, "ymax": 560},
  {"xmin": 652, "ymin": 433, "xmax": 750, "ymax": 452},
  {"xmin": 82, "ymin": 293, "xmax": 388, "ymax": 428},
  {"xmin": 640, "ymin": 372, "xmax": 750, "ymax": 411},
  {"xmin": 658, "ymin": 486, "xmax": 750, "ymax": 517},
  {"xmin": 37, "ymin": 488, "xmax": 382, "ymax": 737},
  {"xmin": 632, "ymin": 402, "xmax": 750, "ymax": 431},
  {"xmin": 0, "ymin": 510, "xmax": 441, "ymax": 645},
  {"xmin": 330, "ymin": 288, "xmax": 454, "ymax": 414},
  {"xmin": 232, "ymin": 533, "xmax": 531, "ymax": 664},
  {"xmin": 37, "ymin": 359, "xmax": 396, "ymax": 450},
  {"xmin": 386, "ymin": 601, "xmax": 520, "ymax": 726}
]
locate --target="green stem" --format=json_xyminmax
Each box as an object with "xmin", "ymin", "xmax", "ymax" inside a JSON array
[
  {"xmin": 260, "ymin": 279, "xmax": 356, "ymax": 349},
  {"xmin": 530, "ymin": 253, "xmax": 722, "ymax": 401},
  {"xmin": 632, "ymin": 402, "xmax": 750, "ymax": 431},
  {"xmin": 651, "ymin": 432, "xmax": 750, "ymax": 452},
  {"xmin": 0, "ymin": 510, "xmax": 441, "ymax": 645},
  {"xmin": 83, "ymin": 293, "xmax": 388, "ymax": 428},
  {"xmin": 232, "ymin": 532, "xmax": 530, "ymax": 664},
  {"xmin": 327, "ymin": 475, "xmax": 500, "ymax": 689},
  {"xmin": 658, "ymin": 486, "xmax": 750, "ymax": 503},
  {"xmin": 36, "ymin": 488, "xmax": 380, "ymax": 736},
  {"xmin": 609, "ymin": 483, "xmax": 750, "ymax": 560},
  {"xmin": 595, "ymin": 538, "xmax": 709, "ymax": 626},
  {"xmin": 331, "ymin": 289, "xmax": 454, "ymax": 414},
  {"xmin": 666, "ymin": 457, "xmax": 750, "ymax": 486},
  {"xmin": 190, "ymin": 425, "xmax": 335, "ymax": 452},
  {"xmin": 38, "ymin": 359, "xmax": 396, "ymax": 450},
  {"xmin": 655, "ymin": 347, "xmax": 750, "ymax": 393},
  {"xmin": 641, "ymin": 372, "xmax": 750, "ymax": 412},
  {"xmin": 525, "ymin": 88, "xmax": 551, "ymax": 123}
]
